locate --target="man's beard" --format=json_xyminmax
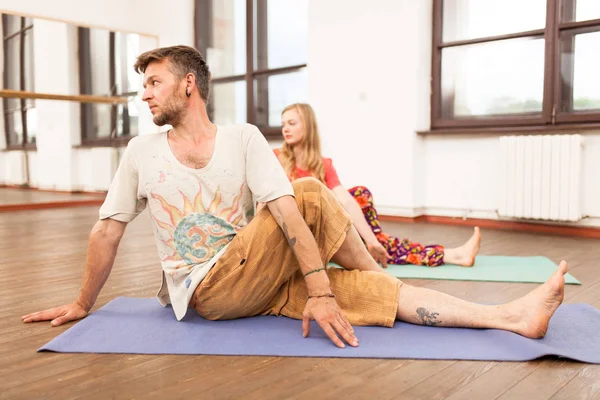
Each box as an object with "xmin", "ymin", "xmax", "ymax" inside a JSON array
[{"xmin": 153, "ymin": 89, "xmax": 187, "ymax": 126}]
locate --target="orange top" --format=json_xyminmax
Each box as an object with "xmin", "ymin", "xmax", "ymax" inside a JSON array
[{"xmin": 273, "ymin": 149, "xmax": 342, "ymax": 190}]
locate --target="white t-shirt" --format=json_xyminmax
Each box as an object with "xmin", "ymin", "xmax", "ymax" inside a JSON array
[{"xmin": 99, "ymin": 124, "xmax": 294, "ymax": 320}]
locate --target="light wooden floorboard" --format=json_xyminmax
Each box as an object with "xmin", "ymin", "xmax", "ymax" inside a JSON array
[{"xmin": 1, "ymin": 207, "xmax": 598, "ymax": 400}]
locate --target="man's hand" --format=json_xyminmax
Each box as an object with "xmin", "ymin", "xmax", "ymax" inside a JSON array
[
  {"xmin": 367, "ymin": 241, "xmax": 392, "ymax": 268},
  {"xmin": 302, "ymin": 296, "xmax": 358, "ymax": 348},
  {"xmin": 22, "ymin": 302, "xmax": 88, "ymax": 327},
  {"xmin": 21, "ymin": 218, "xmax": 125, "ymax": 328}
]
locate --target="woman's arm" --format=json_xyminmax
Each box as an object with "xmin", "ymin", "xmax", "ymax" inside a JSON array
[{"xmin": 331, "ymin": 186, "xmax": 391, "ymax": 268}]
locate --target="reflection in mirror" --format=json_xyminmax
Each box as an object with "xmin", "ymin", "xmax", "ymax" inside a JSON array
[
  {"xmin": 0, "ymin": 12, "xmax": 156, "ymax": 150},
  {"xmin": 2, "ymin": 14, "xmax": 36, "ymax": 147},
  {"xmin": 78, "ymin": 27, "xmax": 141, "ymax": 142}
]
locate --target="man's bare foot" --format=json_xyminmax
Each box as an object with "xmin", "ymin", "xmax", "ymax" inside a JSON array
[
  {"xmin": 444, "ymin": 227, "xmax": 481, "ymax": 267},
  {"xmin": 505, "ymin": 261, "xmax": 568, "ymax": 339}
]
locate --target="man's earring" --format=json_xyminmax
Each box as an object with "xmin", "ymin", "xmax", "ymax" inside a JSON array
[{"xmin": 185, "ymin": 89, "xmax": 191, "ymax": 98}]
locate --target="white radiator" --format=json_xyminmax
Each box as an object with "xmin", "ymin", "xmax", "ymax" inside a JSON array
[{"xmin": 499, "ymin": 134, "xmax": 583, "ymax": 222}]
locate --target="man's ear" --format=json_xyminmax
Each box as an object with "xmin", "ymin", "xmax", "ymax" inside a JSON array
[{"xmin": 185, "ymin": 73, "xmax": 195, "ymax": 97}]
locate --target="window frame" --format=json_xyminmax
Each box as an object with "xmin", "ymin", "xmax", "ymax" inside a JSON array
[
  {"xmin": 430, "ymin": 0, "xmax": 600, "ymax": 133},
  {"xmin": 195, "ymin": 0, "xmax": 308, "ymax": 138},
  {"xmin": 2, "ymin": 14, "xmax": 36, "ymax": 150}
]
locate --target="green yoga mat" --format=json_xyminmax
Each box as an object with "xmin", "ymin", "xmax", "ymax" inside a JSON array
[{"xmin": 330, "ymin": 256, "xmax": 580, "ymax": 285}]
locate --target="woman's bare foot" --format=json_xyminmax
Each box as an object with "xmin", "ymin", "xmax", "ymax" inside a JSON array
[
  {"xmin": 444, "ymin": 227, "xmax": 481, "ymax": 267},
  {"xmin": 504, "ymin": 261, "xmax": 568, "ymax": 339}
]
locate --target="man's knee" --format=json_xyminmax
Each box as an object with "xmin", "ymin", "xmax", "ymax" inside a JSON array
[
  {"xmin": 291, "ymin": 177, "xmax": 328, "ymax": 221},
  {"xmin": 292, "ymin": 177, "xmax": 326, "ymax": 195}
]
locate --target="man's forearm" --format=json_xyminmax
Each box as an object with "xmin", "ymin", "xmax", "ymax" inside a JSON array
[
  {"xmin": 267, "ymin": 197, "xmax": 332, "ymax": 295},
  {"xmin": 76, "ymin": 221, "xmax": 124, "ymax": 311}
]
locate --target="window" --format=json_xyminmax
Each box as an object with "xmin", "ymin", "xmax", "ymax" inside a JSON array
[
  {"xmin": 2, "ymin": 14, "xmax": 36, "ymax": 148},
  {"xmin": 431, "ymin": 0, "xmax": 600, "ymax": 131},
  {"xmin": 78, "ymin": 27, "xmax": 140, "ymax": 145},
  {"xmin": 195, "ymin": 0, "xmax": 308, "ymax": 137}
]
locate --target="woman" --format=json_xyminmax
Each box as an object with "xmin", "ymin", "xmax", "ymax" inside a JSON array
[{"xmin": 274, "ymin": 103, "xmax": 481, "ymax": 268}]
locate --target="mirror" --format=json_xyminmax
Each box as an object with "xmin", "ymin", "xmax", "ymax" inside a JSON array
[{"xmin": 0, "ymin": 11, "xmax": 158, "ymax": 148}]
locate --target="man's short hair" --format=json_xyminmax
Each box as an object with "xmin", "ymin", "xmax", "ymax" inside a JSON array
[{"xmin": 134, "ymin": 45, "xmax": 211, "ymax": 103}]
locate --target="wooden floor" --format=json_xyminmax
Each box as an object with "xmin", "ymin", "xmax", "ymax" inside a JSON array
[{"xmin": 1, "ymin": 206, "xmax": 599, "ymax": 399}]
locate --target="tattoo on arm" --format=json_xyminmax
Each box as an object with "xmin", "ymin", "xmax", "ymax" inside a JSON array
[
  {"xmin": 282, "ymin": 222, "xmax": 297, "ymax": 254},
  {"xmin": 414, "ymin": 307, "xmax": 442, "ymax": 326}
]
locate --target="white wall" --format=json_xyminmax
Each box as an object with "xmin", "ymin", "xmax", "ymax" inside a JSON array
[
  {"xmin": 421, "ymin": 132, "xmax": 600, "ymax": 226},
  {"xmin": 309, "ymin": 0, "xmax": 600, "ymax": 227},
  {"xmin": 581, "ymin": 134, "xmax": 600, "ymax": 222},
  {"xmin": 308, "ymin": 0, "xmax": 431, "ymax": 216},
  {"xmin": 31, "ymin": 20, "xmax": 80, "ymax": 190},
  {"xmin": 0, "ymin": 151, "xmax": 28, "ymax": 185},
  {"xmin": 0, "ymin": 0, "xmax": 194, "ymax": 190}
]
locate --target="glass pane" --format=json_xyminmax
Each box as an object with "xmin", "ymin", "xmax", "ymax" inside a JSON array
[
  {"xmin": 81, "ymin": 103, "xmax": 94, "ymax": 140},
  {"xmin": 81, "ymin": 103, "xmax": 113, "ymax": 139},
  {"xmin": 4, "ymin": 37, "xmax": 21, "ymax": 90},
  {"xmin": 560, "ymin": 30, "xmax": 600, "ymax": 111},
  {"xmin": 254, "ymin": 0, "xmax": 308, "ymax": 70},
  {"xmin": 443, "ymin": 0, "xmax": 546, "ymax": 42},
  {"xmin": 6, "ymin": 112, "xmax": 23, "ymax": 146},
  {"xmin": 2, "ymin": 14, "xmax": 22, "ymax": 37},
  {"xmin": 116, "ymin": 97, "xmax": 139, "ymax": 137},
  {"xmin": 4, "ymin": 97, "xmax": 20, "ymax": 112},
  {"xmin": 208, "ymin": 0, "xmax": 246, "ymax": 78},
  {"xmin": 88, "ymin": 28, "xmax": 112, "ymax": 95},
  {"xmin": 561, "ymin": 0, "xmax": 600, "ymax": 22},
  {"xmin": 25, "ymin": 107, "xmax": 36, "ymax": 144},
  {"xmin": 255, "ymin": 69, "xmax": 308, "ymax": 127},
  {"xmin": 210, "ymin": 81, "xmax": 246, "ymax": 125},
  {"xmin": 24, "ymin": 28, "xmax": 35, "ymax": 93},
  {"xmin": 4, "ymin": 113, "xmax": 14, "ymax": 145},
  {"xmin": 441, "ymin": 37, "xmax": 545, "ymax": 117},
  {"xmin": 25, "ymin": 98, "xmax": 35, "ymax": 110},
  {"xmin": 115, "ymin": 32, "xmax": 140, "ymax": 94}
]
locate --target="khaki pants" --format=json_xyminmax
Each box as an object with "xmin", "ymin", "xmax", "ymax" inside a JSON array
[{"xmin": 192, "ymin": 177, "xmax": 401, "ymax": 327}]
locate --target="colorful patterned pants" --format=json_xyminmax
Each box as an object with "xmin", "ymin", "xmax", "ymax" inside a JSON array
[{"xmin": 348, "ymin": 186, "xmax": 445, "ymax": 267}]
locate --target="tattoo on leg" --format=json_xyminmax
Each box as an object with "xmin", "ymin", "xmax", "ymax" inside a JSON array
[
  {"xmin": 414, "ymin": 307, "xmax": 442, "ymax": 326},
  {"xmin": 282, "ymin": 222, "xmax": 297, "ymax": 253}
]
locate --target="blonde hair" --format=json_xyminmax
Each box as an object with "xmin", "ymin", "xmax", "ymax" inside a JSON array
[{"xmin": 278, "ymin": 103, "xmax": 325, "ymax": 183}]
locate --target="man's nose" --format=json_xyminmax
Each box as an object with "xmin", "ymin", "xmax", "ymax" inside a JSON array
[{"xmin": 142, "ymin": 88, "xmax": 152, "ymax": 101}]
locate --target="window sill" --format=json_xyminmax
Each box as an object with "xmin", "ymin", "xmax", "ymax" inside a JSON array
[
  {"xmin": 418, "ymin": 123, "xmax": 600, "ymax": 135},
  {"xmin": 259, "ymin": 126, "xmax": 283, "ymax": 139},
  {"xmin": 74, "ymin": 136, "xmax": 134, "ymax": 148},
  {"xmin": 1, "ymin": 144, "xmax": 37, "ymax": 152}
]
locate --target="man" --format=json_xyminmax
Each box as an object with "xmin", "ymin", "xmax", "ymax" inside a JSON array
[{"xmin": 23, "ymin": 46, "xmax": 568, "ymax": 348}]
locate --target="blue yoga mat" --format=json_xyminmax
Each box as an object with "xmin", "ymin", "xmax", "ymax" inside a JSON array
[{"xmin": 40, "ymin": 297, "xmax": 600, "ymax": 363}]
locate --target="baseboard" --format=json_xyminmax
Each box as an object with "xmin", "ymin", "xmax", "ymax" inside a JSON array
[
  {"xmin": 0, "ymin": 199, "xmax": 105, "ymax": 213},
  {"xmin": 2, "ymin": 186, "xmax": 598, "ymax": 237},
  {"xmin": 379, "ymin": 213, "xmax": 600, "ymax": 239},
  {"xmin": 0, "ymin": 185, "xmax": 106, "ymax": 212},
  {"xmin": 376, "ymin": 206, "xmax": 425, "ymax": 219},
  {"xmin": 0, "ymin": 184, "xmax": 106, "ymax": 196}
]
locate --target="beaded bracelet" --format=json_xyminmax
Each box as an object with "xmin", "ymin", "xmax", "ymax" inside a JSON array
[
  {"xmin": 307, "ymin": 293, "xmax": 335, "ymax": 300},
  {"xmin": 303, "ymin": 267, "xmax": 326, "ymax": 277}
]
